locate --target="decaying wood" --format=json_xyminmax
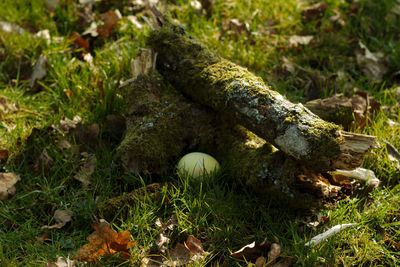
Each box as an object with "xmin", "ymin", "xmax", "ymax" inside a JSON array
[
  {"xmin": 112, "ymin": 49, "xmax": 375, "ymax": 214},
  {"xmin": 147, "ymin": 21, "xmax": 377, "ymax": 171}
]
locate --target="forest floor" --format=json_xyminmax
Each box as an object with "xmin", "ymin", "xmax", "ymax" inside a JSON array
[{"xmin": 1, "ymin": 0, "xmax": 400, "ymax": 266}]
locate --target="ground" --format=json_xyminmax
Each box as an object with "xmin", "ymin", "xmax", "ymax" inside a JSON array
[{"xmin": 0, "ymin": 0, "xmax": 400, "ymax": 266}]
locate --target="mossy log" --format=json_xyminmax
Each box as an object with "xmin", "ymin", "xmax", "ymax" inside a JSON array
[
  {"xmin": 147, "ymin": 22, "xmax": 377, "ymax": 172},
  {"xmin": 113, "ymin": 50, "xmax": 359, "ymax": 214}
]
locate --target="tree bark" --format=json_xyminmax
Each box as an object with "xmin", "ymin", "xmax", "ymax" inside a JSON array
[{"xmin": 147, "ymin": 22, "xmax": 377, "ymax": 171}]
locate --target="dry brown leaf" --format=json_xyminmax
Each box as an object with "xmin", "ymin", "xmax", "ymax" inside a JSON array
[
  {"xmin": 29, "ymin": 54, "xmax": 47, "ymax": 88},
  {"xmin": 0, "ymin": 172, "xmax": 21, "ymax": 200},
  {"xmin": 302, "ymin": 2, "xmax": 328, "ymax": 22},
  {"xmin": 45, "ymin": 256, "xmax": 76, "ymax": 267},
  {"xmin": 384, "ymin": 140, "xmax": 400, "ymax": 169},
  {"xmin": 289, "ymin": 35, "xmax": 313, "ymax": 46},
  {"xmin": 0, "ymin": 97, "xmax": 18, "ymax": 114},
  {"xmin": 0, "ymin": 149, "xmax": 8, "ymax": 162},
  {"xmin": 36, "ymin": 231, "xmax": 50, "ymax": 244},
  {"xmin": 73, "ymin": 220, "xmax": 136, "ymax": 262},
  {"xmin": 255, "ymin": 256, "xmax": 265, "ymax": 267},
  {"xmin": 155, "ymin": 214, "xmax": 178, "ymax": 253},
  {"xmin": 231, "ymin": 237, "xmax": 272, "ymax": 262},
  {"xmin": 267, "ymin": 243, "xmax": 281, "ymax": 264},
  {"xmin": 70, "ymin": 32, "xmax": 90, "ymax": 52},
  {"xmin": 34, "ymin": 148, "xmax": 54, "ymax": 173},
  {"xmin": 74, "ymin": 154, "xmax": 96, "ymax": 186},
  {"xmin": 60, "ymin": 116, "xmax": 82, "ymax": 132},
  {"xmin": 42, "ymin": 210, "xmax": 73, "ymax": 230},
  {"xmin": 0, "ymin": 21, "xmax": 26, "ymax": 34},
  {"xmin": 356, "ymin": 42, "xmax": 387, "ymax": 81},
  {"xmin": 97, "ymin": 11, "xmax": 120, "ymax": 38},
  {"xmin": 57, "ymin": 139, "xmax": 72, "ymax": 150}
]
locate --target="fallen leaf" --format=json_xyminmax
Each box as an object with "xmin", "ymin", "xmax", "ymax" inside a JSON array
[
  {"xmin": 57, "ymin": 139, "xmax": 72, "ymax": 150},
  {"xmin": 73, "ymin": 220, "xmax": 136, "ymax": 262},
  {"xmin": 302, "ymin": 2, "xmax": 328, "ymax": 22},
  {"xmin": 334, "ymin": 167, "xmax": 380, "ymax": 188},
  {"xmin": 70, "ymin": 32, "xmax": 90, "ymax": 52},
  {"xmin": 45, "ymin": 0, "xmax": 60, "ymax": 11},
  {"xmin": 42, "ymin": 209, "xmax": 73, "ymax": 230},
  {"xmin": 0, "ymin": 149, "xmax": 8, "ymax": 162},
  {"xmin": 255, "ymin": 256, "xmax": 265, "ymax": 267},
  {"xmin": 0, "ymin": 21, "xmax": 26, "ymax": 34},
  {"xmin": 126, "ymin": 15, "xmax": 143, "ymax": 29},
  {"xmin": 97, "ymin": 11, "xmax": 119, "ymax": 38},
  {"xmin": 305, "ymin": 223, "xmax": 356, "ymax": 246},
  {"xmin": 384, "ymin": 140, "xmax": 400, "ymax": 169},
  {"xmin": 0, "ymin": 97, "xmax": 19, "ymax": 114},
  {"xmin": 0, "ymin": 172, "xmax": 21, "ymax": 200},
  {"xmin": 289, "ymin": 35, "xmax": 314, "ymax": 46},
  {"xmin": 34, "ymin": 148, "xmax": 54, "ymax": 174},
  {"xmin": 267, "ymin": 243, "xmax": 281, "ymax": 263},
  {"xmin": 45, "ymin": 256, "xmax": 76, "ymax": 267},
  {"xmin": 282, "ymin": 57, "xmax": 295, "ymax": 74},
  {"xmin": 155, "ymin": 214, "xmax": 178, "ymax": 253},
  {"xmin": 59, "ymin": 116, "xmax": 82, "ymax": 132},
  {"xmin": 356, "ymin": 41, "xmax": 387, "ymax": 81},
  {"xmin": 36, "ymin": 231, "xmax": 50, "ymax": 244},
  {"xmin": 29, "ymin": 54, "xmax": 47, "ymax": 88},
  {"xmin": 384, "ymin": 235, "xmax": 400, "ymax": 251},
  {"xmin": 74, "ymin": 154, "xmax": 96, "ymax": 186},
  {"xmin": 36, "ymin": 29, "xmax": 51, "ymax": 44},
  {"xmin": 231, "ymin": 236, "xmax": 272, "ymax": 262}
]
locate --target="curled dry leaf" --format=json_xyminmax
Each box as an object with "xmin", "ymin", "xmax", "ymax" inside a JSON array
[
  {"xmin": 36, "ymin": 231, "xmax": 50, "ymax": 244},
  {"xmin": 97, "ymin": 10, "xmax": 120, "ymax": 38},
  {"xmin": 74, "ymin": 154, "xmax": 96, "ymax": 186},
  {"xmin": 34, "ymin": 148, "xmax": 54, "ymax": 173},
  {"xmin": 231, "ymin": 237, "xmax": 273, "ymax": 262},
  {"xmin": 384, "ymin": 140, "xmax": 400, "ymax": 169},
  {"xmin": 0, "ymin": 172, "xmax": 21, "ymax": 200},
  {"xmin": 60, "ymin": 116, "xmax": 82, "ymax": 132},
  {"xmin": 0, "ymin": 21, "xmax": 26, "ymax": 34},
  {"xmin": 289, "ymin": 35, "xmax": 314, "ymax": 46},
  {"xmin": 73, "ymin": 220, "xmax": 136, "ymax": 262},
  {"xmin": 356, "ymin": 41, "xmax": 387, "ymax": 81},
  {"xmin": 0, "ymin": 149, "xmax": 9, "ymax": 162},
  {"xmin": 29, "ymin": 54, "xmax": 47, "ymax": 88},
  {"xmin": 45, "ymin": 256, "xmax": 76, "ymax": 267},
  {"xmin": 42, "ymin": 209, "xmax": 73, "ymax": 230},
  {"xmin": 302, "ymin": 2, "xmax": 328, "ymax": 22},
  {"xmin": 0, "ymin": 97, "xmax": 19, "ymax": 114}
]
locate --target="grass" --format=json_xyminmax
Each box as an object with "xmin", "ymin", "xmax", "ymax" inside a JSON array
[{"xmin": 1, "ymin": 0, "xmax": 400, "ymax": 266}]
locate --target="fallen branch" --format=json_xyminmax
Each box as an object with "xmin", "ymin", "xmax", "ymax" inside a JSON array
[{"xmin": 147, "ymin": 21, "xmax": 378, "ymax": 171}]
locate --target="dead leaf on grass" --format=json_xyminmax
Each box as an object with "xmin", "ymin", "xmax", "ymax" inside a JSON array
[
  {"xmin": 302, "ymin": 2, "xmax": 328, "ymax": 22},
  {"xmin": 45, "ymin": 256, "xmax": 76, "ymax": 267},
  {"xmin": 289, "ymin": 35, "xmax": 314, "ymax": 46},
  {"xmin": 74, "ymin": 154, "xmax": 96, "ymax": 186},
  {"xmin": 34, "ymin": 148, "xmax": 54, "ymax": 174},
  {"xmin": 231, "ymin": 237, "xmax": 275, "ymax": 262},
  {"xmin": 41, "ymin": 209, "xmax": 73, "ymax": 230},
  {"xmin": 0, "ymin": 21, "xmax": 26, "ymax": 34},
  {"xmin": 36, "ymin": 231, "xmax": 50, "ymax": 244},
  {"xmin": 384, "ymin": 140, "xmax": 400, "ymax": 169},
  {"xmin": 356, "ymin": 41, "xmax": 387, "ymax": 81},
  {"xmin": 0, "ymin": 149, "xmax": 8, "ymax": 162},
  {"xmin": 59, "ymin": 116, "xmax": 82, "ymax": 132},
  {"xmin": 0, "ymin": 97, "xmax": 19, "ymax": 114},
  {"xmin": 73, "ymin": 220, "xmax": 136, "ymax": 262},
  {"xmin": 0, "ymin": 172, "xmax": 21, "ymax": 200},
  {"xmin": 29, "ymin": 54, "xmax": 47, "ymax": 88},
  {"xmin": 97, "ymin": 10, "xmax": 120, "ymax": 38},
  {"xmin": 155, "ymin": 214, "xmax": 178, "ymax": 253}
]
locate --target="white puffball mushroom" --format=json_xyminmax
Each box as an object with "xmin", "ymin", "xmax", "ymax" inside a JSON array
[{"xmin": 177, "ymin": 152, "xmax": 220, "ymax": 179}]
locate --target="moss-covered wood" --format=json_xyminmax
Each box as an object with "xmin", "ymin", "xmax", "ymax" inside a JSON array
[
  {"xmin": 147, "ymin": 22, "xmax": 377, "ymax": 172},
  {"xmin": 113, "ymin": 50, "xmax": 360, "ymax": 213}
]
